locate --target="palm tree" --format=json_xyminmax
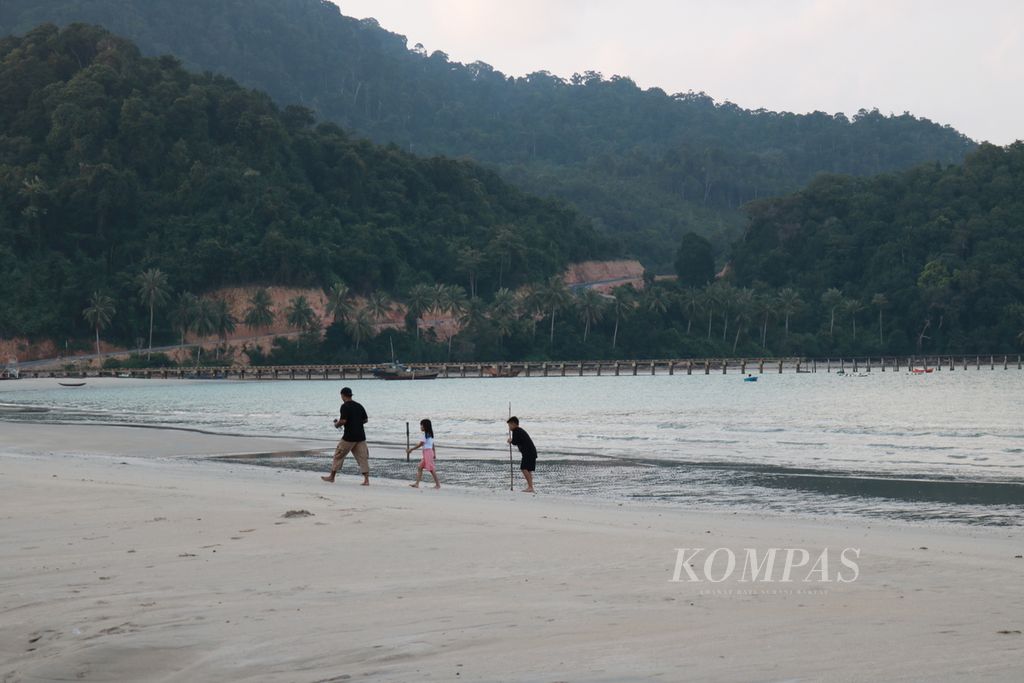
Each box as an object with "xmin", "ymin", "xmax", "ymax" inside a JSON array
[
  {"xmin": 212, "ymin": 298, "xmax": 237, "ymax": 359},
  {"xmin": 678, "ymin": 287, "xmax": 702, "ymax": 335},
  {"xmin": 405, "ymin": 283, "xmax": 434, "ymax": 339},
  {"xmin": 443, "ymin": 286, "xmax": 471, "ymax": 358},
  {"xmin": 192, "ymin": 297, "xmax": 218, "ymax": 362},
  {"xmin": 344, "ymin": 307, "xmax": 375, "ymax": 351},
  {"xmin": 517, "ymin": 284, "xmax": 545, "ymax": 341},
  {"xmin": 82, "ymin": 291, "xmax": 116, "ymax": 357},
  {"xmin": 755, "ymin": 293, "xmax": 774, "ymax": 349},
  {"xmin": 821, "ymin": 288, "xmax": 844, "ymax": 337},
  {"xmin": 731, "ymin": 288, "xmax": 755, "ymax": 353},
  {"xmin": 171, "ymin": 292, "xmax": 198, "ymax": 346},
  {"xmin": 844, "ymin": 297, "xmax": 865, "ymax": 341},
  {"xmin": 576, "ymin": 288, "xmax": 607, "ymax": 342},
  {"xmin": 716, "ymin": 284, "xmax": 736, "ymax": 342},
  {"xmin": 243, "ymin": 288, "xmax": 275, "ymax": 331},
  {"xmin": 610, "ymin": 286, "xmax": 635, "ymax": 350},
  {"xmin": 872, "ymin": 293, "xmax": 889, "ymax": 347},
  {"xmin": 324, "ymin": 282, "xmax": 352, "ymax": 324},
  {"xmin": 135, "ymin": 268, "xmax": 170, "ymax": 359},
  {"xmin": 455, "ymin": 246, "xmax": 485, "ymax": 297},
  {"xmin": 776, "ymin": 288, "xmax": 803, "ymax": 339},
  {"xmin": 642, "ymin": 286, "xmax": 671, "ymax": 317},
  {"xmin": 540, "ymin": 276, "xmax": 571, "ymax": 347},
  {"xmin": 365, "ymin": 291, "xmax": 392, "ymax": 326},
  {"xmin": 285, "ymin": 295, "xmax": 319, "ymax": 333},
  {"xmin": 703, "ymin": 285, "xmax": 721, "ymax": 341}
]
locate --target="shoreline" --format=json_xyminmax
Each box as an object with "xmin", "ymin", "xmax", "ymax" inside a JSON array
[{"xmin": 2, "ymin": 426, "xmax": 1023, "ymax": 680}]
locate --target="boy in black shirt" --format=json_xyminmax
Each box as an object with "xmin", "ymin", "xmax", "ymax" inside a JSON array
[
  {"xmin": 322, "ymin": 387, "xmax": 370, "ymax": 485},
  {"xmin": 506, "ymin": 416, "xmax": 537, "ymax": 493}
]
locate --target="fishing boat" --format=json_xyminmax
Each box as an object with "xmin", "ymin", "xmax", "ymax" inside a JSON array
[
  {"xmin": 371, "ymin": 362, "xmax": 438, "ymax": 380},
  {"xmin": 58, "ymin": 381, "xmax": 86, "ymax": 387},
  {"xmin": 910, "ymin": 368, "xmax": 933, "ymax": 374},
  {"xmin": 743, "ymin": 375, "xmax": 758, "ymax": 382}
]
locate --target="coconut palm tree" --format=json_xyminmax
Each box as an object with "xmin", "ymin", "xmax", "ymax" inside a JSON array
[
  {"xmin": 776, "ymin": 288, "xmax": 803, "ymax": 339},
  {"xmin": 243, "ymin": 288, "xmax": 275, "ymax": 331},
  {"xmin": 540, "ymin": 276, "xmax": 572, "ymax": 347},
  {"xmin": 135, "ymin": 268, "xmax": 170, "ymax": 359},
  {"xmin": 405, "ymin": 283, "xmax": 434, "ymax": 339},
  {"xmin": 731, "ymin": 288, "xmax": 756, "ymax": 353},
  {"xmin": 609, "ymin": 286, "xmax": 635, "ymax": 350},
  {"xmin": 703, "ymin": 285, "xmax": 721, "ymax": 341},
  {"xmin": 678, "ymin": 287, "xmax": 702, "ymax": 335},
  {"xmin": 192, "ymin": 297, "xmax": 218, "ymax": 362},
  {"xmin": 344, "ymin": 307, "xmax": 375, "ymax": 351},
  {"xmin": 516, "ymin": 284, "xmax": 545, "ymax": 341},
  {"xmin": 872, "ymin": 293, "xmax": 889, "ymax": 346},
  {"xmin": 642, "ymin": 286, "xmax": 672, "ymax": 317},
  {"xmin": 324, "ymin": 282, "xmax": 352, "ymax": 324},
  {"xmin": 755, "ymin": 293, "xmax": 774, "ymax": 349},
  {"xmin": 575, "ymin": 288, "xmax": 607, "ymax": 342},
  {"xmin": 82, "ymin": 291, "xmax": 116, "ymax": 357},
  {"xmin": 844, "ymin": 297, "xmax": 865, "ymax": 341},
  {"xmin": 821, "ymin": 288, "xmax": 844, "ymax": 337},
  {"xmin": 171, "ymin": 292, "xmax": 198, "ymax": 346},
  {"xmin": 365, "ymin": 291, "xmax": 392, "ymax": 326},
  {"xmin": 285, "ymin": 295, "xmax": 319, "ymax": 333},
  {"xmin": 455, "ymin": 246, "xmax": 485, "ymax": 297},
  {"xmin": 212, "ymin": 298, "xmax": 237, "ymax": 359}
]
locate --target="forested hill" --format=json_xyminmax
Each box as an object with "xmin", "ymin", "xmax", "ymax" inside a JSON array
[
  {"xmin": 731, "ymin": 143, "xmax": 1024, "ymax": 353},
  {"xmin": 0, "ymin": 0, "xmax": 977, "ymax": 270},
  {"xmin": 0, "ymin": 24, "xmax": 602, "ymax": 340}
]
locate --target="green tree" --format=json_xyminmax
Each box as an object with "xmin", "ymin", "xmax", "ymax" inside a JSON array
[
  {"xmin": 343, "ymin": 307, "xmax": 375, "ymax": 351},
  {"xmin": 244, "ymin": 288, "xmax": 275, "ymax": 330},
  {"xmin": 575, "ymin": 288, "xmax": 608, "ymax": 342},
  {"xmin": 192, "ymin": 297, "xmax": 218, "ymax": 362},
  {"xmin": 674, "ymin": 232, "xmax": 715, "ymax": 287},
  {"xmin": 844, "ymin": 297, "xmax": 865, "ymax": 342},
  {"xmin": 405, "ymin": 283, "xmax": 434, "ymax": 339},
  {"xmin": 776, "ymin": 288, "xmax": 803, "ymax": 339},
  {"xmin": 135, "ymin": 268, "xmax": 170, "ymax": 359},
  {"xmin": 871, "ymin": 293, "xmax": 889, "ymax": 347},
  {"xmin": 609, "ymin": 286, "xmax": 635, "ymax": 350},
  {"xmin": 171, "ymin": 292, "xmax": 199, "ymax": 346},
  {"xmin": 324, "ymin": 282, "xmax": 352, "ymax": 324},
  {"xmin": 540, "ymin": 276, "xmax": 572, "ymax": 347},
  {"xmin": 212, "ymin": 298, "xmax": 238, "ymax": 358},
  {"xmin": 821, "ymin": 288, "xmax": 844, "ymax": 337},
  {"xmin": 82, "ymin": 291, "xmax": 116, "ymax": 357},
  {"xmin": 285, "ymin": 296, "xmax": 319, "ymax": 333},
  {"xmin": 678, "ymin": 287, "xmax": 703, "ymax": 335}
]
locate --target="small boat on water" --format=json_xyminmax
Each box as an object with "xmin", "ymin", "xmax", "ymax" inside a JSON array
[
  {"xmin": 58, "ymin": 381, "xmax": 86, "ymax": 387},
  {"xmin": 484, "ymin": 365, "xmax": 521, "ymax": 378},
  {"xmin": 743, "ymin": 375, "xmax": 758, "ymax": 382},
  {"xmin": 371, "ymin": 362, "xmax": 438, "ymax": 380},
  {"xmin": 910, "ymin": 368, "xmax": 934, "ymax": 374}
]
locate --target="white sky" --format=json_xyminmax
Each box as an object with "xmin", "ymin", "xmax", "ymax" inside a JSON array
[{"xmin": 335, "ymin": 0, "xmax": 1024, "ymax": 144}]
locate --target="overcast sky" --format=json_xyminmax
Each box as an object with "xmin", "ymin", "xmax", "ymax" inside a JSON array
[{"xmin": 335, "ymin": 0, "xmax": 1023, "ymax": 145}]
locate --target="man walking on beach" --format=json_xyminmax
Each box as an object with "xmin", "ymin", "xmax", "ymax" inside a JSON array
[
  {"xmin": 322, "ymin": 387, "xmax": 370, "ymax": 485},
  {"xmin": 506, "ymin": 416, "xmax": 537, "ymax": 493}
]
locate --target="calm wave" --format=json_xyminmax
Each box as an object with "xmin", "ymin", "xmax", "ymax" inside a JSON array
[{"xmin": 3, "ymin": 372, "xmax": 1023, "ymax": 525}]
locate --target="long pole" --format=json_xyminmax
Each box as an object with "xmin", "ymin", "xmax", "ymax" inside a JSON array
[
  {"xmin": 508, "ymin": 402, "xmax": 514, "ymax": 491},
  {"xmin": 406, "ymin": 421, "xmax": 410, "ymax": 462}
]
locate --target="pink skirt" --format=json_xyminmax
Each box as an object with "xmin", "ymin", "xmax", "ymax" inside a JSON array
[{"xmin": 420, "ymin": 448, "xmax": 436, "ymax": 472}]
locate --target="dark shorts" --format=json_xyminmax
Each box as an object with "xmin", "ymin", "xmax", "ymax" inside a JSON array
[{"xmin": 520, "ymin": 453, "xmax": 537, "ymax": 472}]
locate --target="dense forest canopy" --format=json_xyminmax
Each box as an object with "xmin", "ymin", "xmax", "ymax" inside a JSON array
[
  {"xmin": 731, "ymin": 143, "xmax": 1024, "ymax": 354},
  {"xmin": 0, "ymin": 24, "xmax": 603, "ymax": 342},
  {"xmin": 0, "ymin": 0, "xmax": 977, "ymax": 270}
]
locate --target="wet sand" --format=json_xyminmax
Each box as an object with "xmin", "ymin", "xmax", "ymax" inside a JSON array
[{"xmin": 1, "ymin": 424, "xmax": 1022, "ymax": 681}]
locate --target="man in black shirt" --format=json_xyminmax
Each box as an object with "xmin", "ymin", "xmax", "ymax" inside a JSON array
[
  {"xmin": 506, "ymin": 416, "xmax": 537, "ymax": 493},
  {"xmin": 322, "ymin": 387, "xmax": 370, "ymax": 485}
]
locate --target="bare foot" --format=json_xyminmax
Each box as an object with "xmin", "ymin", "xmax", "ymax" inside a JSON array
[
  {"xmin": 409, "ymin": 483, "xmax": 419, "ymax": 488},
  {"xmin": 433, "ymin": 484, "xmax": 441, "ymax": 489},
  {"xmin": 321, "ymin": 475, "xmax": 335, "ymax": 483},
  {"xmin": 361, "ymin": 480, "xmax": 370, "ymax": 486},
  {"xmin": 522, "ymin": 487, "xmax": 534, "ymax": 493}
]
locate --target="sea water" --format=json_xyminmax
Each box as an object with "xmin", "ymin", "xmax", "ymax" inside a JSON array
[{"xmin": 3, "ymin": 371, "xmax": 1023, "ymax": 526}]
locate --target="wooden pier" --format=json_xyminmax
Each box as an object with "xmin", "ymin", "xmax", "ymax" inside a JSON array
[{"xmin": 19, "ymin": 355, "xmax": 1024, "ymax": 380}]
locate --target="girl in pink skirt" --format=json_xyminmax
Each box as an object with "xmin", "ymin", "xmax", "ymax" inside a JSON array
[{"xmin": 408, "ymin": 418, "xmax": 440, "ymax": 489}]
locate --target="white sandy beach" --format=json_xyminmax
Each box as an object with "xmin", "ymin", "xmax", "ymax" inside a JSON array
[{"xmin": 1, "ymin": 423, "xmax": 1023, "ymax": 682}]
